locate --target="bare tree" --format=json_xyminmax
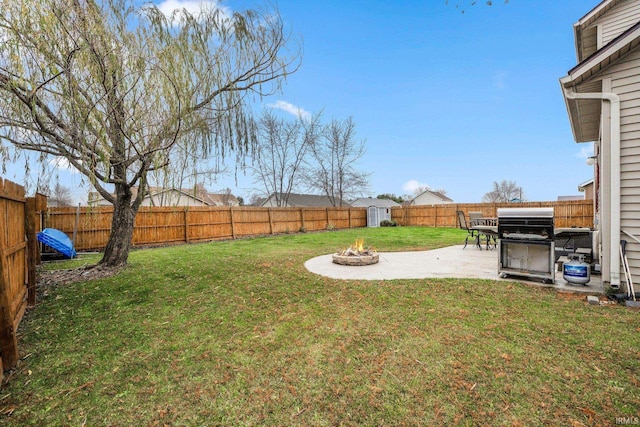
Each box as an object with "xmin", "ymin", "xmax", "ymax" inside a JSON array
[
  {"xmin": 412, "ymin": 186, "xmax": 431, "ymax": 197},
  {"xmin": 251, "ymin": 109, "xmax": 322, "ymax": 206},
  {"xmin": 47, "ymin": 183, "xmax": 74, "ymax": 207},
  {"xmin": 0, "ymin": 0, "xmax": 299, "ymax": 267},
  {"xmin": 216, "ymin": 187, "xmax": 236, "ymax": 206},
  {"xmin": 446, "ymin": 0, "xmax": 509, "ymax": 13},
  {"xmin": 429, "ymin": 188, "xmax": 449, "ymax": 202},
  {"xmin": 248, "ymin": 193, "xmax": 263, "ymax": 206},
  {"xmin": 305, "ymin": 117, "xmax": 370, "ymax": 206},
  {"xmin": 147, "ymin": 142, "xmax": 228, "ymax": 207},
  {"xmin": 482, "ymin": 180, "xmax": 524, "ymax": 203}
]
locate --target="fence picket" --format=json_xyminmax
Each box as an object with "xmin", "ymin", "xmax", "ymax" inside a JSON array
[{"xmin": 0, "ymin": 178, "xmax": 32, "ymax": 377}]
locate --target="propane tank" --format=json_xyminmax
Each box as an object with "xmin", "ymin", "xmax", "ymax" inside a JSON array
[{"xmin": 563, "ymin": 254, "xmax": 591, "ymax": 285}]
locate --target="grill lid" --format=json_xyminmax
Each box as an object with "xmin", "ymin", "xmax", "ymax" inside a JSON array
[
  {"xmin": 497, "ymin": 207, "xmax": 554, "ymax": 240},
  {"xmin": 497, "ymin": 207, "xmax": 553, "ymax": 218}
]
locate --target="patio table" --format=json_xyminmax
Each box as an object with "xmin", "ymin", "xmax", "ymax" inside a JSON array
[{"xmin": 471, "ymin": 217, "xmax": 498, "ymax": 250}]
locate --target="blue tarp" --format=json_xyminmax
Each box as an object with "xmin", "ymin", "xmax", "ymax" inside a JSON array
[{"xmin": 37, "ymin": 228, "xmax": 77, "ymax": 259}]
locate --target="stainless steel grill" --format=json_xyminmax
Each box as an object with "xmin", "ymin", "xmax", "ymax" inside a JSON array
[{"xmin": 498, "ymin": 208, "xmax": 555, "ymax": 283}]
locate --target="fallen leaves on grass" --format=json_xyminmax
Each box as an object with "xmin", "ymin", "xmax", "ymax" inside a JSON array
[{"xmin": 36, "ymin": 265, "xmax": 123, "ymax": 302}]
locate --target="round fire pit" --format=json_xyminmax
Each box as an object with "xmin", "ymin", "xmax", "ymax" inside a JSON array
[{"xmin": 332, "ymin": 252, "xmax": 379, "ymax": 266}]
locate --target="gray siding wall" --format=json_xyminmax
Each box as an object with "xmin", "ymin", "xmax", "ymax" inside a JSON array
[
  {"xmin": 579, "ymin": 27, "xmax": 599, "ymax": 60},
  {"xmin": 606, "ymin": 48, "xmax": 640, "ymax": 282},
  {"xmin": 595, "ymin": 0, "xmax": 640, "ymax": 46}
]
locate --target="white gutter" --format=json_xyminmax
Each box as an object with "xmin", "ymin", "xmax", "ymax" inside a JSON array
[{"xmin": 564, "ymin": 90, "xmax": 621, "ymax": 288}]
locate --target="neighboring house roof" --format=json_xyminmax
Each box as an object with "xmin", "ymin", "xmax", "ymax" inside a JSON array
[
  {"xmin": 431, "ymin": 191, "xmax": 452, "ymax": 202},
  {"xmin": 261, "ymin": 193, "xmax": 351, "ymax": 207},
  {"xmin": 350, "ymin": 198, "xmax": 401, "ymax": 208},
  {"xmin": 200, "ymin": 192, "xmax": 240, "ymax": 206},
  {"xmin": 557, "ymin": 195, "xmax": 585, "ymax": 201},
  {"xmin": 578, "ymin": 178, "xmax": 595, "ymax": 191},
  {"xmin": 151, "ymin": 187, "xmax": 211, "ymax": 205},
  {"xmin": 411, "ymin": 190, "xmax": 453, "ymax": 204},
  {"xmin": 251, "ymin": 197, "xmax": 267, "ymax": 207},
  {"xmin": 89, "ymin": 187, "xmax": 207, "ymax": 205},
  {"xmin": 88, "ymin": 186, "xmax": 239, "ymax": 206}
]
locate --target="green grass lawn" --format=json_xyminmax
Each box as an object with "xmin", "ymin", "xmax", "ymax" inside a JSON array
[{"xmin": 2, "ymin": 227, "xmax": 639, "ymax": 426}]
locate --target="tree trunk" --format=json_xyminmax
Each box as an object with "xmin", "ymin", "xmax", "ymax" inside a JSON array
[{"xmin": 99, "ymin": 192, "xmax": 138, "ymax": 267}]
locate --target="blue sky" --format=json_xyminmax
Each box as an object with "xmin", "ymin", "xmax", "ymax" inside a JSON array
[
  {"xmin": 224, "ymin": 0, "xmax": 598, "ymax": 202},
  {"xmin": 3, "ymin": 0, "xmax": 599, "ymax": 204}
]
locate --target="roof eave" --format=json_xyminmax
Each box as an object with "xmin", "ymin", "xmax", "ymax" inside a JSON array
[
  {"xmin": 559, "ymin": 77, "xmax": 594, "ymax": 143},
  {"xmin": 576, "ymin": 0, "xmax": 616, "ymax": 28},
  {"xmin": 567, "ymin": 23, "xmax": 640, "ymax": 81},
  {"xmin": 573, "ymin": 22, "xmax": 583, "ymax": 63},
  {"xmin": 561, "ymin": 23, "xmax": 640, "ymax": 143},
  {"xmin": 578, "ymin": 178, "xmax": 595, "ymax": 190},
  {"xmin": 574, "ymin": 1, "xmax": 623, "ymax": 62}
]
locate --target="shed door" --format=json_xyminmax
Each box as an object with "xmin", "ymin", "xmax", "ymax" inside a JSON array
[{"xmin": 367, "ymin": 206, "xmax": 379, "ymax": 227}]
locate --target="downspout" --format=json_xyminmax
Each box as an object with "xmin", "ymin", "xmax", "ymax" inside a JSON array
[{"xmin": 564, "ymin": 89, "xmax": 621, "ymax": 288}]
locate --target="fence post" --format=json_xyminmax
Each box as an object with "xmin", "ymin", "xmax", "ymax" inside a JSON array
[
  {"xmin": 72, "ymin": 203, "xmax": 80, "ymax": 245},
  {"xmin": 229, "ymin": 207, "xmax": 236, "ymax": 239},
  {"xmin": 268, "ymin": 208, "xmax": 274, "ymax": 235},
  {"xmin": 326, "ymin": 208, "xmax": 330, "ymax": 228},
  {"xmin": 184, "ymin": 208, "xmax": 189, "ymax": 244},
  {"xmin": 26, "ymin": 198, "xmax": 37, "ymax": 307},
  {"xmin": 300, "ymin": 207, "xmax": 305, "ymax": 231},
  {"xmin": 434, "ymin": 205, "xmax": 438, "ymax": 228}
]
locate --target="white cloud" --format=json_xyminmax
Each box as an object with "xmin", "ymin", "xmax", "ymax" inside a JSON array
[
  {"xmin": 402, "ymin": 179, "xmax": 430, "ymax": 194},
  {"xmin": 49, "ymin": 157, "xmax": 79, "ymax": 174},
  {"xmin": 267, "ymin": 100, "xmax": 311, "ymax": 121},
  {"xmin": 576, "ymin": 145, "xmax": 594, "ymax": 159},
  {"xmin": 154, "ymin": 0, "xmax": 231, "ymax": 21}
]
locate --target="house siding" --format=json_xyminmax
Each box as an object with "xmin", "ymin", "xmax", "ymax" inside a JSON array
[
  {"xmin": 596, "ymin": 0, "xmax": 640, "ymax": 46},
  {"xmin": 565, "ymin": 0, "xmax": 640, "ymax": 288},
  {"xmin": 607, "ymin": 47, "xmax": 640, "ymax": 281},
  {"xmin": 88, "ymin": 188, "xmax": 217, "ymax": 207},
  {"xmin": 259, "ymin": 193, "xmax": 348, "ymax": 207},
  {"xmin": 579, "ymin": 181, "xmax": 595, "ymax": 200},
  {"xmin": 579, "ymin": 27, "xmax": 599, "ymax": 60},
  {"xmin": 261, "ymin": 198, "xmax": 290, "ymax": 207},
  {"xmin": 411, "ymin": 193, "xmax": 452, "ymax": 206},
  {"xmin": 350, "ymin": 199, "xmax": 400, "ymax": 209},
  {"xmin": 143, "ymin": 190, "xmax": 208, "ymax": 207}
]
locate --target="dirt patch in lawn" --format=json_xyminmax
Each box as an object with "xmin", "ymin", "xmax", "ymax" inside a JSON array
[{"xmin": 36, "ymin": 265, "xmax": 123, "ymax": 302}]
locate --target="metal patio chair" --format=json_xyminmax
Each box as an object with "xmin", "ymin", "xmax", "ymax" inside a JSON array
[
  {"xmin": 456, "ymin": 210, "xmax": 480, "ymax": 249},
  {"xmin": 469, "ymin": 211, "xmax": 483, "ymax": 224}
]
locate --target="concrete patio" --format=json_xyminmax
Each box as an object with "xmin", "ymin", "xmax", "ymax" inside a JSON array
[{"xmin": 305, "ymin": 245, "xmax": 604, "ymax": 294}]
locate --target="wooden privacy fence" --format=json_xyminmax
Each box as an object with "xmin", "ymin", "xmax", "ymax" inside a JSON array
[
  {"xmin": 45, "ymin": 206, "xmax": 368, "ymax": 251},
  {"xmin": 45, "ymin": 200, "xmax": 593, "ymax": 253},
  {"xmin": 0, "ymin": 179, "xmax": 45, "ymax": 381},
  {"xmin": 392, "ymin": 200, "xmax": 593, "ymax": 229}
]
